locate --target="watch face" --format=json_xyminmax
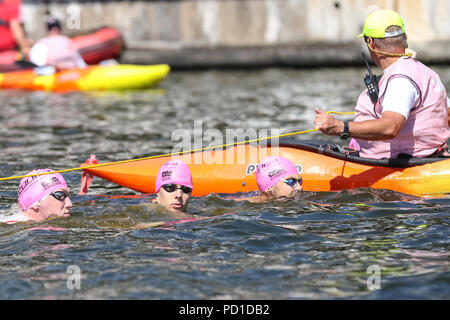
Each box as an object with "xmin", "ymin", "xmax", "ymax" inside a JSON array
[{"xmin": 340, "ymin": 133, "xmax": 350, "ymax": 140}]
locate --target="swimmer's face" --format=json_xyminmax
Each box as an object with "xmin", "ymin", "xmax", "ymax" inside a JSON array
[
  {"xmin": 266, "ymin": 175, "xmax": 302, "ymax": 199},
  {"xmin": 156, "ymin": 184, "xmax": 192, "ymax": 213},
  {"xmin": 33, "ymin": 188, "xmax": 72, "ymax": 221}
]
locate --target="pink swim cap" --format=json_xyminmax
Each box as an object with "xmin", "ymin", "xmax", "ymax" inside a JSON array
[
  {"xmin": 155, "ymin": 160, "xmax": 193, "ymax": 193},
  {"xmin": 256, "ymin": 156, "xmax": 299, "ymax": 192},
  {"xmin": 18, "ymin": 168, "xmax": 68, "ymax": 210}
]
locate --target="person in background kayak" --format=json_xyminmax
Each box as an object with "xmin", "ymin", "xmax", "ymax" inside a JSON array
[
  {"xmin": 0, "ymin": 0, "xmax": 32, "ymax": 55},
  {"xmin": 152, "ymin": 160, "xmax": 193, "ymax": 216},
  {"xmin": 29, "ymin": 16, "xmax": 86, "ymax": 70},
  {"xmin": 314, "ymin": 9, "xmax": 450, "ymax": 159},
  {"xmin": 0, "ymin": 169, "xmax": 72, "ymax": 224},
  {"xmin": 233, "ymin": 156, "xmax": 302, "ymax": 203}
]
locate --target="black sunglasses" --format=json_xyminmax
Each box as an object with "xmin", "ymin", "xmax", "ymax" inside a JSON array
[
  {"xmin": 281, "ymin": 177, "xmax": 302, "ymax": 188},
  {"xmin": 161, "ymin": 184, "xmax": 192, "ymax": 194},
  {"xmin": 50, "ymin": 190, "xmax": 70, "ymax": 202}
]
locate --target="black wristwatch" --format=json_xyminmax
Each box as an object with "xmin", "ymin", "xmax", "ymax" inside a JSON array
[{"xmin": 340, "ymin": 120, "xmax": 350, "ymax": 140}]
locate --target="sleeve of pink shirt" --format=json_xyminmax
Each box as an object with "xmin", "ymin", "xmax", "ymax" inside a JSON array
[{"xmin": 381, "ymin": 77, "xmax": 420, "ymax": 120}]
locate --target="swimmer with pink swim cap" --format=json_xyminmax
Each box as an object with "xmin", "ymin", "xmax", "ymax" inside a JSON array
[
  {"xmin": 132, "ymin": 160, "xmax": 196, "ymax": 228},
  {"xmin": 153, "ymin": 160, "xmax": 193, "ymax": 214},
  {"xmin": 256, "ymin": 156, "xmax": 302, "ymax": 199},
  {"xmin": 0, "ymin": 169, "xmax": 72, "ymax": 224},
  {"xmin": 233, "ymin": 156, "xmax": 303, "ymax": 203}
]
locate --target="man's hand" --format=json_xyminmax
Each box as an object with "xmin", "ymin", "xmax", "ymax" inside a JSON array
[
  {"xmin": 314, "ymin": 109, "xmax": 406, "ymax": 140},
  {"xmin": 314, "ymin": 108, "xmax": 344, "ymax": 136}
]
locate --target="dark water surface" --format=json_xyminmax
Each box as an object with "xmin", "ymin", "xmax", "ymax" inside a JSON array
[{"xmin": 0, "ymin": 67, "xmax": 449, "ymax": 299}]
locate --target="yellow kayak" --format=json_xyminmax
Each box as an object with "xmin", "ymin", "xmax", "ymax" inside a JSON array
[{"xmin": 0, "ymin": 64, "xmax": 170, "ymax": 92}]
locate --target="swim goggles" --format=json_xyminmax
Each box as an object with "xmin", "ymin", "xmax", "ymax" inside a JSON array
[
  {"xmin": 50, "ymin": 190, "xmax": 70, "ymax": 202},
  {"xmin": 161, "ymin": 184, "xmax": 193, "ymax": 194},
  {"xmin": 281, "ymin": 177, "xmax": 302, "ymax": 188}
]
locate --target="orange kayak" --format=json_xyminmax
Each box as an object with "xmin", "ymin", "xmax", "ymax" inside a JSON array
[{"xmin": 80, "ymin": 140, "xmax": 450, "ymax": 198}]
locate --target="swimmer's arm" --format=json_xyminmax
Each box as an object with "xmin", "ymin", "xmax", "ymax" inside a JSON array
[
  {"xmin": 231, "ymin": 195, "xmax": 267, "ymax": 203},
  {"xmin": 133, "ymin": 221, "xmax": 166, "ymax": 229},
  {"xmin": 303, "ymin": 199, "xmax": 333, "ymax": 208}
]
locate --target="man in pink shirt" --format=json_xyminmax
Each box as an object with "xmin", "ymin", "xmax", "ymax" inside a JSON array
[
  {"xmin": 29, "ymin": 16, "xmax": 86, "ymax": 70},
  {"xmin": 314, "ymin": 10, "xmax": 450, "ymax": 159}
]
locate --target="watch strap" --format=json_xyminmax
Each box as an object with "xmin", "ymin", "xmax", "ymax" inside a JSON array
[{"xmin": 340, "ymin": 120, "xmax": 350, "ymax": 140}]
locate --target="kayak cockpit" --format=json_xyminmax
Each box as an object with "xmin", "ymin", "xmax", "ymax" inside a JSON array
[{"xmin": 274, "ymin": 139, "xmax": 450, "ymax": 168}]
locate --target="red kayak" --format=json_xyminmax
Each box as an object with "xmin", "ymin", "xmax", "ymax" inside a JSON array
[{"xmin": 0, "ymin": 26, "xmax": 124, "ymax": 72}]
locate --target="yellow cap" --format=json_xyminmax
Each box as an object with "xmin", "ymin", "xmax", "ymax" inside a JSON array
[{"xmin": 357, "ymin": 9, "xmax": 405, "ymax": 38}]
